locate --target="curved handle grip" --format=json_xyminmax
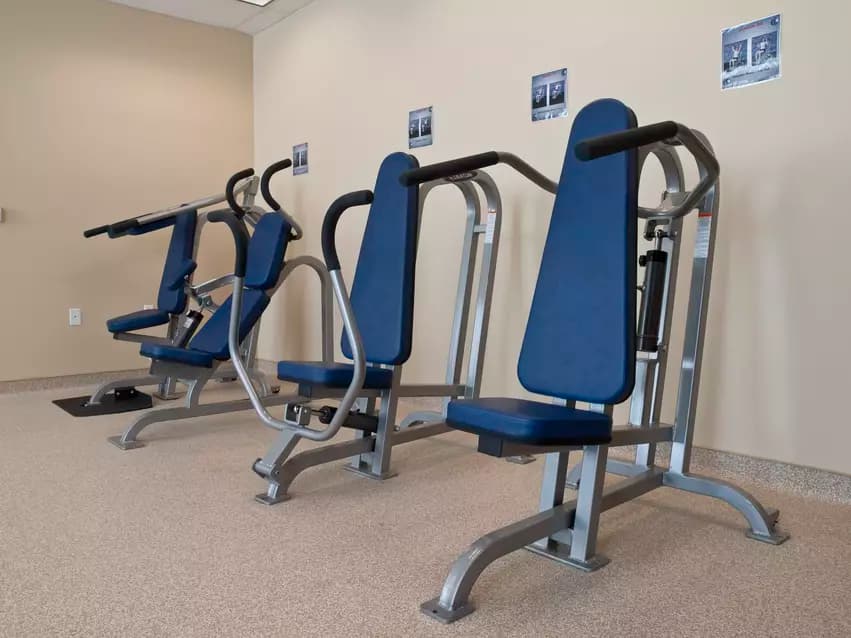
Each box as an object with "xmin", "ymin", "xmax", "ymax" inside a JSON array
[
  {"xmin": 575, "ymin": 121, "xmax": 679, "ymax": 161},
  {"xmin": 399, "ymin": 151, "xmax": 500, "ymax": 186},
  {"xmin": 260, "ymin": 159, "xmax": 293, "ymax": 211},
  {"xmin": 321, "ymin": 190, "xmax": 374, "ymax": 271},
  {"xmin": 208, "ymin": 210, "xmax": 250, "ymax": 277},
  {"xmin": 226, "ymin": 168, "xmax": 255, "ymax": 218},
  {"xmin": 83, "ymin": 225, "xmax": 111, "ymax": 238}
]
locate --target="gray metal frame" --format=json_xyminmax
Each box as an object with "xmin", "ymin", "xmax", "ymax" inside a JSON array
[
  {"xmin": 421, "ymin": 128, "xmax": 789, "ymax": 624},
  {"xmin": 247, "ymin": 172, "xmax": 504, "ymax": 505},
  {"xmin": 106, "ymin": 250, "xmax": 335, "ymax": 450}
]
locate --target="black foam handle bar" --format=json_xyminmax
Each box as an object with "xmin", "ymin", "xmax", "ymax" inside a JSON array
[
  {"xmin": 260, "ymin": 159, "xmax": 293, "ymax": 211},
  {"xmin": 399, "ymin": 151, "xmax": 500, "ymax": 186},
  {"xmin": 575, "ymin": 121, "xmax": 680, "ymax": 161},
  {"xmin": 207, "ymin": 210, "xmax": 250, "ymax": 277},
  {"xmin": 321, "ymin": 190, "xmax": 374, "ymax": 271},
  {"xmin": 109, "ymin": 218, "xmax": 141, "ymax": 236},
  {"xmin": 83, "ymin": 224, "xmax": 111, "ymax": 238},
  {"xmin": 226, "ymin": 168, "xmax": 255, "ymax": 218}
]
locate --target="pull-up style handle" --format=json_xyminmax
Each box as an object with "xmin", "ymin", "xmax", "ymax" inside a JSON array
[
  {"xmin": 400, "ymin": 151, "xmax": 558, "ymax": 193},
  {"xmin": 207, "ymin": 210, "xmax": 249, "ymax": 277},
  {"xmin": 575, "ymin": 121, "xmax": 680, "ymax": 161},
  {"xmin": 321, "ymin": 190, "xmax": 374, "ymax": 270},
  {"xmin": 400, "ymin": 152, "xmax": 499, "ymax": 186},
  {"xmin": 260, "ymin": 159, "xmax": 293, "ymax": 211},
  {"xmin": 226, "ymin": 168, "xmax": 255, "ymax": 218}
]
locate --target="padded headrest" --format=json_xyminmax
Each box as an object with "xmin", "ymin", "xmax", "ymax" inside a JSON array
[
  {"xmin": 341, "ymin": 152, "xmax": 420, "ymax": 365},
  {"xmin": 517, "ymin": 98, "xmax": 639, "ymax": 405},
  {"xmin": 245, "ymin": 212, "xmax": 292, "ymax": 290},
  {"xmin": 156, "ymin": 210, "xmax": 199, "ymax": 314}
]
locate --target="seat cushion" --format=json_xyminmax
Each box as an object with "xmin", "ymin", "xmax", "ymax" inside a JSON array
[
  {"xmin": 446, "ymin": 398, "xmax": 613, "ymax": 446},
  {"xmin": 107, "ymin": 309, "xmax": 171, "ymax": 334},
  {"xmin": 277, "ymin": 361, "xmax": 393, "ymax": 389},
  {"xmin": 139, "ymin": 342, "xmax": 215, "ymax": 368}
]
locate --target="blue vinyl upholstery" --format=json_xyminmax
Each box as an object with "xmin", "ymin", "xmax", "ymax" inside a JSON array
[
  {"xmin": 140, "ymin": 213, "xmax": 291, "ymax": 368},
  {"xmin": 340, "ymin": 152, "xmax": 420, "ymax": 366},
  {"xmin": 277, "ymin": 361, "xmax": 394, "ymax": 389},
  {"xmin": 447, "ymin": 99, "xmax": 639, "ymax": 447},
  {"xmin": 107, "ymin": 309, "xmax": 171, "ymax": 334},
  {"xmin": 447, "ymin": 398, "xmax": 612, "ymax": 446},
  {"xmin": 156, "ymin": 211, "xmax": 198, "ymax": 314}
]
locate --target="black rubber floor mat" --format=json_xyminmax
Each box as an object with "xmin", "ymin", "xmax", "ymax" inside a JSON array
[{"xmin": 53, "ymin": 391, "xmax": 153, "ymax": 417}]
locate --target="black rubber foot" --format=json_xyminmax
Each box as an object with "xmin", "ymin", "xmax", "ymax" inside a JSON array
[{"xmin": 53, "ymin": 390, "xmax": 153, "ymax": 417}]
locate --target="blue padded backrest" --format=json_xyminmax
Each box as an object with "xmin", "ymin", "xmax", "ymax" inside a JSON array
[
  {"xmin": 245, "ymin": 213, "xmax": 291, "ymax": 290},
  {"xmin": 517, "ymin": 99, "xmax": 639, "ymax": 404},
  {"xmin": 340, "ymin": 152, "xmax": 420, "ymax": 365},
  {"xmin": 156, "ymin": 210, "xmax": 198, "ymax": 314},
  {"xmin": 186, "ymin": 213, "xmax": 292, "ymax": 360},
  {"xmin": 188, "ymin": 289, "xmax": 270, "ymax": 360}
]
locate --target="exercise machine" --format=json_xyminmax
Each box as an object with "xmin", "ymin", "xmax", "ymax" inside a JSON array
[
  {"xmin": 228, "ymin": 151, "xmax": 511, "ymax": 504},
  {"xmin": 398, "ymin": 98, "xmax": 787, "ymax": 624},
  {"xmin": 55, "ymin": 164, "xmax": 296, "ymax": 416}
]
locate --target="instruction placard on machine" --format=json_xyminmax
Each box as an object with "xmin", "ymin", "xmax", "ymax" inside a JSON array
[
  {"xmin": 721, "ymin": 14, "xmax": 782, "ymax": 90},
  {"xmin": 531, "ymin": 68, "xmax": 568, "ymax": 122},
  {"xmin": 293, "ymin": 143, "xmax": 309, "ymax": 175},
  {"xmin": 409, "ymin": 106, "xmax": 433, "ymax": 149}
]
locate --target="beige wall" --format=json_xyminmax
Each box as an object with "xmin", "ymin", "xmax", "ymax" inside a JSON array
[
  {"xmin": 254, "ymin": 0, "xmax": 851, "ymax": 475},
  {"xmin": 0, "ymin": 0, "xmax": 253, "ymax": 380}
]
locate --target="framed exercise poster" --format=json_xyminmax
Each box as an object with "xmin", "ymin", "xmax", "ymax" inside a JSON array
[
  {"xmin": 293, "ymin": 143, "xmax": 308, "ymax": 175},
  {"xmin": 531, "ymin": 68, "xmax": 568, "ymax": 122},
  {"xmin": 408, "ymin": 106, "xmax": 433, "ymax": 149},
  {"xmin": 721, "ymin": 14, "xmax": 782, "ymax": 90}
]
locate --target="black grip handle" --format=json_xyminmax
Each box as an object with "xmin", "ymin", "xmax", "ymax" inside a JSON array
[
  {"xmin": 399, "ymin": 151, "xmax": 500, "ymax": 186},
  {"xmin": 226, "ymin": 168, "xmax": 255, "ymax": 218},
  {"xmin": 260, "ymin": 159, "xmax": 293, "ymax": 211},
  {"xmin": 321, "ymin": 190, "xmax": 374, "ymax": 271},
  {"xmin": 575, "ymin": 121, "xmax": 680, "ymax": 161},
  {"xmin": 83, "ymin": 224, "xmax": 111, "ymax": 238},
  {"xmin": 108, "ymin": 218, "xmax": 141, "ymax": 236},
  {"xmin": 207, "ymin": 210, "xmax": 250, "ymax": 277}
]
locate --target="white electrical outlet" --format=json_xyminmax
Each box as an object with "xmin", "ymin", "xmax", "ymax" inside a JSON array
[
  {"xmin": 143, "ymin": 304, "xmax": 155, "ymax": 310},
  {"xmin": 69, "ymin": 308, "xmax": 82, "ymax": 326}
]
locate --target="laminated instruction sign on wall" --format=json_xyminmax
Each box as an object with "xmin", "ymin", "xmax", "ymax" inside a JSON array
[
  {"xmin": 408, "ymin": 106, "xmax": 433, "ymax": 149},
  {"xmin": 531, "ymin": 68, "xmax": 568, "ymax": 121},
  {"xmin": 293, "ymin": 143, "xmax": 308, "ymax": 175},
  {"xmin": 721, "ymin": 14, "xmax": 782, "ymax": 90}
]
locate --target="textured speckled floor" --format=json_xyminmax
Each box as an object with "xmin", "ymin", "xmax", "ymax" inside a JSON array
[{"xmin": 0, "ymin": 386, "xmax": 849, "ymax": 637}]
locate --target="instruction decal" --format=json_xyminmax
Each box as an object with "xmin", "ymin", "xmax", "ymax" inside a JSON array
[
  {"xmin": 409, "ymin": 106, "xmax": 433, "ymax": 149},
  {"xmin": 722, "ymin": 14, "xmax": 782, "ymax": 90},
  {"xmin": 293, "ymin": 143, "xmax": 309, "ymax": 175},
  {"xmin": 532, "ymin": 68, "xmax": 568, "ymax": 122}
]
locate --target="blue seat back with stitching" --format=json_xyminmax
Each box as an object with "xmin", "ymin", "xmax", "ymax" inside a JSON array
[
  {"xmin": 517, "ymin": 99, "xmax": 639, "ymax": 404},
  {"xmin": 156, "ymin": 210, "xmax": 198, "ymax": 314},
  {"xmin": 341, "ymin": 152, "xmax": 420, "ymax": 365},
  {"xmin": 188, "ymin": 213, "xmax": 291, "ymax": 360}
]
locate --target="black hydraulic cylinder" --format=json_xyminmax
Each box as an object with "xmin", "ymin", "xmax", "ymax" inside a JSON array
[{"xmin": 637, "ymin": 250, "xmax": 668, "ymax": 352}]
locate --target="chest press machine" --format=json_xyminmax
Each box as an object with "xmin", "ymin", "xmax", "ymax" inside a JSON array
[
  {"xmin": 55, "ymin": 162, "xmax": 298, "ymax": 417},
  {"xmin": 398, "ymin": 98, "xmax": 788, "ymax": 624}
]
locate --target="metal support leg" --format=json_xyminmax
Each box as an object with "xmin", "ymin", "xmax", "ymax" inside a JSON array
[
  {"xmin": 663, "ymin": 471, "xmax": 789, "ymax": 544},
  {"xmin": 421, "ymin": 499, "xmax": 578, "ymax": 624},
  {"xmin": 566, "ymin": 445, "xmax": 610, "ymax": 570},
  {"xmin": 346, "ymin": 372, "xmax": 401, "ymax": 481},
  {"xmin": 253, "ymin": 431, "xmax": 301, "ymax": 505},
  {"xmin": 256, "ymin": 436, "xmax": 376, "ymax": 505},
  {"xmin": 88, "ymin": 376, "xmax": 163, "ymax": 405}
]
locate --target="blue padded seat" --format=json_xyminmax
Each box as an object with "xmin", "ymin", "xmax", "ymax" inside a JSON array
[
  {"xmin": 447, "ymin": 398, "xmax": 613, "ymax": 446},
  {"xmin": 277, "ymin": 361, "xmax": 394, "ymax": 389},
  {"xmin": 107, "ymin": 308, "xmax": 171, "ymax": 334},
  {"xmin": 139, "ymin": 213, "xmax": 291, "ymax": 369},
  {"xmin": 446, "ymin": 98, "xmax": 639, "ymax": 448},
  {"xmin": 139, "ymin": 342, "xmax": 216, "ymax": 368}
]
